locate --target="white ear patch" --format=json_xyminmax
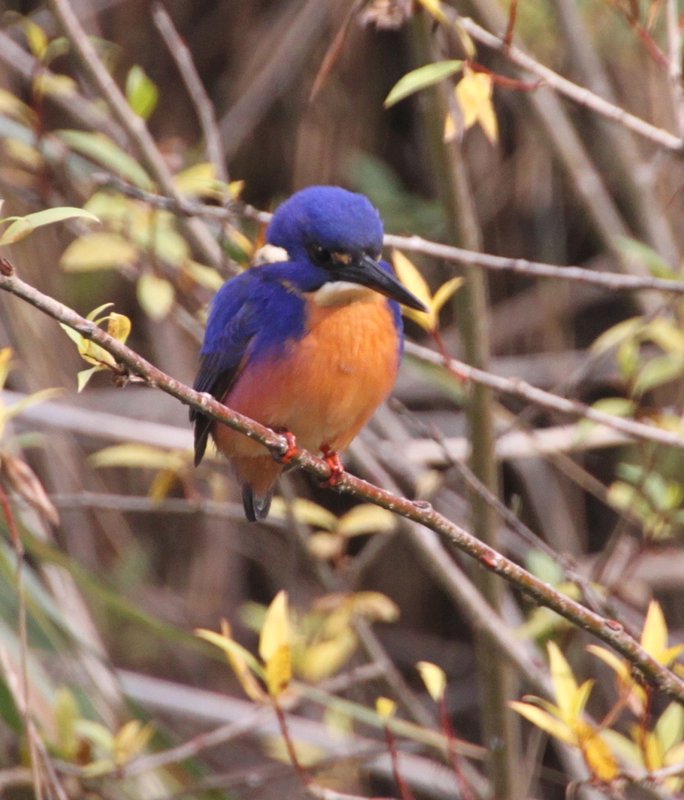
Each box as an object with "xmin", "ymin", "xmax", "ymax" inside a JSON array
[
  {"xmin": 253, "ymin": 244, "xmax": 290, "ymax": 266},
  {"xmin": 312, "ymin": 281, "xmax": 379, "ymax": 307}
]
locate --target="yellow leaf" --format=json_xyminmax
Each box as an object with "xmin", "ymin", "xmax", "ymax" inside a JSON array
[
  {"xmin": 149, "ymin": 468, "xmax": 181, "ymax": 501},
  {"xmin": 0, "ymin": 347, "xmax": 12, "ymax": 389},
  {"xmin": 259, "ymin": 591, "xmax": 290, "ymax": 663},
  {"xmin": 455, "ymin": 70, "xmax": 498, "ymax": 143},
  {"xmin": 114, "ymin": 720, "xmax": 154, "ymax": 766},
  {"xmin": 641, "ymin": 601, "xmax": 668, "ymax": 658},
  {"xmin": 307, "ymin": 532, "xmax": 344, "ymax": 561},
  {"xmin": 269, "ymin": 497, "xmax": 338, "ymax": 530},
  {"xmin": 392, "ymin": 249, "xmax": 431, "ymax": 308},
  {"xmin": 376, "ymin": 697, "xmax": 396, "ymax": 719},
  {"xmin": 106, "ymin": 312, "xmax": 131, "ymax": 344},
  {"xmin": 432, "ymin": 277, "xmax": 463, "ymax": 316},
  {"xmin": 337, "ymin": 504, "xmax": 396, "ymax": 537},
  {"xmin": 416, "ymin": 0, "xmax": 447, "ymax": 24},
  {"xmin": 392, "ymin": 249, "xmax": 435, "ymax": 331},
  {"xmin": 452, "ymin": 18, "xmax": 477, "ymax": 59},
  {"xmin": 173, "ymin": 162, "xmax": 228, "ymax": 202},
  {"xmin": 586, "ymin": 644, "xmax": 630, "ymax": 683},
  {"xmin": 296, "ymin": 630, "xmax": 358, "ymax": 682},
  {"xmin": 22, "ymin": 19, "xmax": 48, "ymax": 59},
  {"xmin": 661, "ymin": 644, "xmax": 684, "ymax": 667},
  {"xmin": 417, "ymin": 661, "xmax": 446, "ymax": 702},
  {"xmin": 265, "ymin": 643, "xmax": 292, "ymax": 697},
  {"xmin": 509, "ymin": 701, "xmax": 574, "ymax": 745},
  {"xmin": 196, "ymin": 624, "xmax": 267, "ymax": 703},
  {"xmin": 547, "ymin": 642, "xmax": 578, "ymax": 723},
  {"xmin": 0, "ymin": 88, "xmax": 35, "ymax": 124},
  {"xmin": 137, "ymin": 273, "xmax": 175, "ymax": 321},
  {"xmin": 60, "ymin": 232, "xmax": 138, "ymax": 271},
  {"xmin": 4, "ymin": 138, "xmax": 42, "ymax": 170},
  {"xmin": 571, "ymin": 679, "xmax": 595, "ymax": 720},
  {"xmin": 33, "ymin": 73, "xmax": 76, "ymax": 98},
  {"xmin": 228, "ymin": 179, "xmax": 245, "ymax": 199},
  {"xmin": 577, "ymin": 722, "xmax": 620, "ymax": 782},
  {"xmin": 444, "ymin": 109, "xmax": 459, "ymax": 142},
  {"xmin": 346, "ymin": 591, "xmax": 400, "ymax": 623}
]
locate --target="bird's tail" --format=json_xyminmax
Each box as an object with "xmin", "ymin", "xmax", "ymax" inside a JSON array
[{"xmin": 242, "ymin": 484, "xmax": 273, "ymax": 521}]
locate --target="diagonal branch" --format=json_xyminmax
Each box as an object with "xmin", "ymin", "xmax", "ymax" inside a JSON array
[{"xmin": 1, "ymin": 265, "xmax": 683, "ymax": 705}]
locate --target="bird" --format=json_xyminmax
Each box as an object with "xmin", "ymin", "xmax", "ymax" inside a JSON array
[{"xmin": 191, "ymin": 185, "xmax": 426, "ymax": 521}]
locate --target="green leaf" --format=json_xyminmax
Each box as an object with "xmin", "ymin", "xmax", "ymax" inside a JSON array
[
  {"xmin": 633, "ymin": 353, "xmax": 684, "ymax": 396},
  {"xmin": 21, "ymin": 19, "xmax": 48, "ymax": 59},
  {"xmin": 590, "ymin": 397, "xmax": 637, "ymax": 418},
  {"xmin": 616, "ymin": 236, "xmax": 675, "ymax": 278},
  {"xmin": 126, "ymin": 65, "xmax": 159, "ymax": 120},
  {"xmin": 655, "ymin": 702, "xmax": 684, "ymax": 754},
  {"xmin": 590, "ymin": 317, "xmax": 642, "ymax": 354},
  {"xmin": 0, "ymin": 207, "xmax": 99, "ymax": 246},
  {"xmin": 57, "ymin": 129, "xmax": 152, "ymax": 190},
  {"xmin": 60, "ymin": 232, "xmax": 138, "ymax": 271},
  {"xmin": 77, "ymin": 366, "xmax": 101, "ymax": 393},
  {"xmin": 384, "ymin": 60, "xmax": 463, "ymax": 108}
]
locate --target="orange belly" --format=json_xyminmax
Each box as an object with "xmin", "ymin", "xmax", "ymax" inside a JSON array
[{"xmin": 212, "ymin": 295, "xmax": 400, "ymax": 492}]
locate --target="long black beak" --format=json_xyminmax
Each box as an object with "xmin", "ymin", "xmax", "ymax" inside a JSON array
[{"xmin": 341, "ymin": 253, "xmax": 427, "ymax": 312}]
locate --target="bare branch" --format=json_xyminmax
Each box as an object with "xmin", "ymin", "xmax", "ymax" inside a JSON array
[{"xmin": 1, "ymin": 268, "xmax": 683, "ymax": 704}]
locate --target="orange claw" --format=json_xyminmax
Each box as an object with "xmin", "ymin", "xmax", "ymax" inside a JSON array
[
  {"xmin": 276, "ymin": 430, "xmax": 300, "ymax": 464},
  {"xmin": 320, "ymin": 444, "xmax": 344, "ymax": 487}
]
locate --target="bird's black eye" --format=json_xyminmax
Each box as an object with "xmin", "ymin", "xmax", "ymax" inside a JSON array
[{"xmin": 309, "ymin": 244, "xmax": 333, "ymax": 267}]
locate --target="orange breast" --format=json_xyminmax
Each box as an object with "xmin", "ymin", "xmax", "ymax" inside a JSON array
[{"xmin": 212, "ymin": 294, "xmax": 400, "ymax": 464}]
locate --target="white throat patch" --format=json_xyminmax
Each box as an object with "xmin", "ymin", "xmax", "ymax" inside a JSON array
[
  {"xmin": 312, "ymin": 281, "xmax": 379, "ymax": 307},
  {"xmin": 253, "ymin": 244, "xmax": 290, "ymax": 266}
]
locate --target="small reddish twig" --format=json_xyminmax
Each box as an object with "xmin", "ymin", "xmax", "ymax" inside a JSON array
[
  {"xmin": 309, "ymin": 0, "xmax": 364, "ymax": 102},
  {"xmin": 273, "ymin": 699, "xmax": 311, "ymax": 786},
  {"xmin": 383, "ymin": 721, "xmax": 415, "ymax": 800},
  {"xmin": 439, "ymin": 697, "xmax": 476, "ymax": 800},
  {"xmin": 503, "ymin": 0, "xmax": 518, "ymax": 48}
]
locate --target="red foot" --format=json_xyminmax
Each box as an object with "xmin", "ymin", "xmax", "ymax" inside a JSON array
[
  {"xmin": 320, "ymin": 445, "xmax": 344, "ymax": 487},
  {"xmin": 275, "ymin": 430, "xmax": 300, "ymax": 464}
]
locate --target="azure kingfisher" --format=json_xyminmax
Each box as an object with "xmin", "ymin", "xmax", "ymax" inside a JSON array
[{"xmin": 191, "ymin": 185, "xmax": 426, "ymax": 521}]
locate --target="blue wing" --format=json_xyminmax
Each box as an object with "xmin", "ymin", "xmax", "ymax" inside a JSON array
[
  {"xmin": 191, "ymin": 266, "xmax": 310, "ymax": 465},
  {"xmin": 191, "ymin": 271, "xmax": 261, "ymax": 466}
]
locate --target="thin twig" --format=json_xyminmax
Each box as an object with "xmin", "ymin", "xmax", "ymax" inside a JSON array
[
  {"xmin": 385, "ymin": 234, "xmax": 684, "ymax": 294},
  {"xmin": 151, "ymin": 1, "xmax": 228, "ymax": 183},
  {"xmin": 1, "ymin": 269, "xmax": 683, "ymax": 704},
  {"xmin": 404, "ymin": 340, "xmax": 684, "ymax": 453}
]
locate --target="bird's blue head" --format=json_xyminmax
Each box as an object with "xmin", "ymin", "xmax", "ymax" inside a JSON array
[{"xmin": 265, "ymin": 186, "xmax": 426, "ymax": 311}]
